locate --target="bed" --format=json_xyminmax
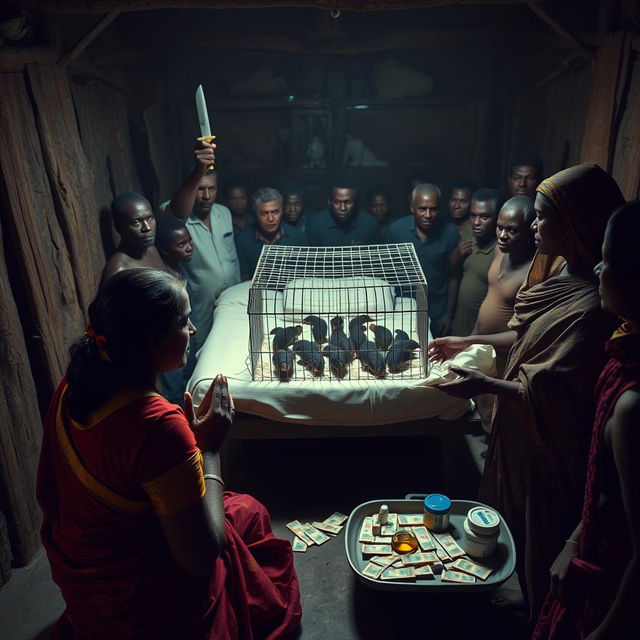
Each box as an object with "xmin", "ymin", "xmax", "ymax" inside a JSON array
[{"xmin": 188, "ymin": 281, "xmax": 496, "ymax": 431}]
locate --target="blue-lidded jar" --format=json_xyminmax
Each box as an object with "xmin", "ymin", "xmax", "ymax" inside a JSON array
[{"xmin": 423, "ymin": 493, "xmax": 451, "ymax": 532}]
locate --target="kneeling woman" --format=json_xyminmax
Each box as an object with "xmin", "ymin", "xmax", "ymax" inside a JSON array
[{"xmin": 37, "ymin": 268, "xmax": 302, "ymax": 639}]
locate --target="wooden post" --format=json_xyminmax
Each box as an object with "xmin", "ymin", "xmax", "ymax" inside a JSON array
[{"xmin": 0, "ymin": 213, "xmax": 43, "ymax": 566}]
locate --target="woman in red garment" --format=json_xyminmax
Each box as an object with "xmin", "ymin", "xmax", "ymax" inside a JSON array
[
  {"xmin": 37, "ymin": 268, "xmax": 301, "ymax": 639},
  {"xmin": 533, "ymin": 202, "xmax": 640, "ymax": 639}
]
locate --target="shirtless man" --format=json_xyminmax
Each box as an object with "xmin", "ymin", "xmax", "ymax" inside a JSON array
[
  {"xmin": 101, "ymin": 192, "xmax": 167, "ymax": 284},
  {"xmin": 473, "ymin": 196, "xmax": 536, "ymax": 336},
  {"xmin": 429, "ymin": 196, "xmax": 535, "ymax": 431}
]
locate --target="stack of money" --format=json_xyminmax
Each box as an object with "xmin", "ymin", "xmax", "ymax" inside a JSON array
[
  {"xmin": 356, "ymin": 511, "xmax": 496, "ymax": 585},
  {"xmin": 287, "ymin": 512, "xmax": 347, "ymax": 553}
]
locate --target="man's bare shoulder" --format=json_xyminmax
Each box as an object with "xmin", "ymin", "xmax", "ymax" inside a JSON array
[{"xmin": 101, "ymin": 252, "xmax": 136, "ymax": 284}]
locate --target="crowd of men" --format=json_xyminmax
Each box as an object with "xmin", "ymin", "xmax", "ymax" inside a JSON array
[{"xmin": 101, "ymin": 138, "xmax": 542, "ymax": 403}]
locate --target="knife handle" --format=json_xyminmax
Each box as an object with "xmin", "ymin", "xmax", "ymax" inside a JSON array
[{"xmin": 197, "ymin": 135, "xmax": 217, "ymax": 170}]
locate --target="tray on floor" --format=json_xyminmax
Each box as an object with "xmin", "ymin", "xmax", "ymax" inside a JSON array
[{"xmin": 344, "ymin": 499, "xmax": 516, "ymax": 592}]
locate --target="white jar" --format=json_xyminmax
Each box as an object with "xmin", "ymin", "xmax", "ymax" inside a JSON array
[{"xmin": 461, "ymin": 517, "xmax": 499, "ymax": 559}]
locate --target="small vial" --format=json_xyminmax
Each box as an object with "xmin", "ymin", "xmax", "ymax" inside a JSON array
[
  {"xmin": 378, "ymin": 504, "xmax": 389, "ymax": 526},
  {"xmin": 391, "ymin": 529, "xmax": 419, "ymax": 555}
]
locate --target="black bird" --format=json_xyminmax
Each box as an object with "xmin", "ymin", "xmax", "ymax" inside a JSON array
[
  {"xmin": 302, "ymin": 315, "xmax": 328, "ymax": 345},
  {"xmin": 272, "ymin": 348, "xmax": 295, "ymax": 381},
  {"xmin": 386, "ymin": 339, "xmax": 420, "ymax": 373},
  {"xmin": 358, "ymin": 340, "xmax": 386, "ymax": 378},
  {"xmin": 369, "ymin": 323, "xmax": 393, "ymax": 350},
  {"xmin": 329, "ymin": 316, "xmax": 355, "ymax": 356},
  {"xmin": 271, "ymin": 325, "xmax": 302, "ymax": 350},
  {"xmin": 292, "ymin": 340, "xmax": 325, "ymax": 376},
  {"xmin": 393, "ymin": 329, "xmax": 410, "ymax": 343},
  {"xmin": 322, "ymin": 344, "xmax": 351, "ymax": 379},
  {"xmin": 349, "ymin": 315, "xmax": 374, "ymax": 349}
]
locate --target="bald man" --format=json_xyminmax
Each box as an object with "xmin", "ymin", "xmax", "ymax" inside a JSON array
[
  {"xmin": 431, "ymin": 196, "xmax": 536, "ymax": 432},
  {"xmin": 101, "ymin": 192, "xmax": 167, "ymax": 284},
  {"xmin": 473, "ymin": 196, "xmax": 536, "ymax": 337},
  {"xmin": 386, "ymin": 184, "xmax": 460, "ymax": 336}
]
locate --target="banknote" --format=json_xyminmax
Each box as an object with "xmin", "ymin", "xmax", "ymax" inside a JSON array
[
  {"xmin": 379, "ymin": 513, "xmax": 399, "ymax": 537},
  {"xmin": 441, "ymin": 569, "xmax": 476, "ymax": 584},
  {"xmin": 291, "ymin": 536, "xmax": 308, "ymax": 552},
  {"xmin": 312, "ymin": 521, "xmax": 342, "ymax": 535},
  {"xmin": 380, "ymin": 566, "xmax": 416, "ymax": 581},
  {"xmin": 301, "ymin": 522, "xmax": 330, "ymax": 545},
  {"xmin": 398, "ymin": 514, "xmax": 425, "ymax": 526},
  {"xmin": 434, "ymin": 533, "xmax": 466, "ymax": 559},
  {"xmin": 412, "ymin": 526, "xmax": 436, "ymax": 551},
  {"xmin": 433, "ymin": 539, "xmax": 451, "ymax": 562},
  {"xmin": 369, "ymin": 554, "xmax": 400, "ymax": 568},
  {"xmin": 286, "ymin": 520, "xmax": 315, "ymax": 546},
  {"xmin": 361, "ymin": 562, "xmax": 384, "ymax": 580},
  {"xmin": 400, "ymin": 551, "xmax": 439, "ymax": 567},
  {"xmin": 415, "ymin": 564, "xmax": 435, "ymax": 579},
  {"xmin": 324, "ymin": 512, "xmax": 348, "ymax": 526},
  {"xmin": 362, "ymin": 544, "xmax": 393, "ymax": 555},
  {"xmin": 358, "ymin": 517, "xmax": 374, "ymax": 543},
  {"xmin": 451, "ymin": 558, "xmax": 493, "ymax": 581}
]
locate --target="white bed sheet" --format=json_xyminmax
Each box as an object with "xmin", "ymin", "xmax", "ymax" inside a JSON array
[{"xmin": 188, "ymin": 282, "xmax": 497, "ymax": 426}]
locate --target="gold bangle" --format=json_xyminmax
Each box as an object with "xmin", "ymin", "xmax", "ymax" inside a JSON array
[{"xmin": 203, "ymin": 473, "xmax": 225, "ymax": 489}]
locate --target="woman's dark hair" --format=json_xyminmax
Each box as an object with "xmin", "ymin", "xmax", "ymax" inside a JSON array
[
  {"xmin": 65, "ymin": 268, "xmax": 186, "ymax": 423},
  {"xmin": 606, "ymin": 201, "xmax": 640, "ymax": 278}
]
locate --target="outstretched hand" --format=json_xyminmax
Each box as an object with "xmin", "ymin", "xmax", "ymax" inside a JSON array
[
  {"xmin": 433, "ymin": 365, "xmax": 492, "ymax": 398},
  {"xmin": 428, "ymin": 335, "xmax": 472, "ymax": 362},
  {"xmin": 184, "ymin": 374, "xmax": 234, "ymax": 452}
]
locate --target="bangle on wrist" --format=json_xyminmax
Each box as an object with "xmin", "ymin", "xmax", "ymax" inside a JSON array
[{"xmin": 203, "ymin": 473, "xmax": 225, "ymax": 489}]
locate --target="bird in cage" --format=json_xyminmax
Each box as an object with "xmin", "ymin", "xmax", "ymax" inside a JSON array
[
  {"xmin": 272, "ymin": 349, "xmax": 295, "ymax": 381},
  {"xmin": 386, "ymin": 339, "xmax": 420, "ymax": 374},
  {"xmin": 358, "ymin": 342, "xmax": 387, "ymax": 379},
  {"xmin": 271, "ymin": 325, "xmax": 302, "ymax": 351},
  {"xmin": 322, "ymin": 343, "xmax": 351, "ymax": 380},
  {"xmin": 302, "ymin": 315, "xmax": 328, "ymax": 345},
  {"xmin": 349, "ymin": 315, "xmax": 375, "ymax": 348},
  {"xmin": 329, "ymin": 316, "xmax": 355, "ymax": 357},
  {"xmin": 369, "ymin": 324, "xmax": 393, "ymax": 351},
  {"xmin": 292, "ymin": 340, "xmax": 325, "ymax": 377}
]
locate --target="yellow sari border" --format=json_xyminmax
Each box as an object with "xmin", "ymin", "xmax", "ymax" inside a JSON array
[
  {"xmin": 56, "ymin": 385, "xmax": 151, "ymax": 515},
  {"xmin": 142, "ymin": 450, "xmax": 205, "ymax": 517},
  {"xmin": 611, "ymin": 321, "xmax": 637, "ymax": 340}
]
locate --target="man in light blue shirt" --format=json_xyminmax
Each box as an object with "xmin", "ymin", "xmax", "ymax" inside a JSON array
[{"xmin": 163, "ymin": 139, "xmax": 240, "ymax": 374}]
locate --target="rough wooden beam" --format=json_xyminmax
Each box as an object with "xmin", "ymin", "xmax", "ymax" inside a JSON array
[
  {"xmin": 13, "ymin": 0, "xmax": 532, "ymax": 12},
  {"xmin": 58, "ymin": 11, "xmax": 120, "ymax": 66},
  {"xmin": 0, "ymin": 46, "xmax": 59, "ymax": 72},
  {"xmin": 527, "ymin": 1, "xmax": 597, "ymax": 60}
]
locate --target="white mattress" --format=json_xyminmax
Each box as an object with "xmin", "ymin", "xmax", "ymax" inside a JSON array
[{"xmin": 188, "ymin": 282, "xmax": 497, "ymax": 426}]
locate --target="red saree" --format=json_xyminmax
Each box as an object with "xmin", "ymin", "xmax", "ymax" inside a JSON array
[
  {"xmin": 533, "ymin": 327, "xmax": 640, "ymax": 639},
  {"xmin": 37, "ymin": 379, "xmax": 301, "ymax": 639}
]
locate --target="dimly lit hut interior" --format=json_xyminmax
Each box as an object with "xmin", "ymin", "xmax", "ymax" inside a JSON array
[{"xmin": 1, "ymin": 0, "xmax": 640, "ymax": 638}]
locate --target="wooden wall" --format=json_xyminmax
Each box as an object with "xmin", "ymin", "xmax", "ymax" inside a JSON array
[{"xmin": 0, "ymin": 62, "xmax": 140, "ymax": 565}]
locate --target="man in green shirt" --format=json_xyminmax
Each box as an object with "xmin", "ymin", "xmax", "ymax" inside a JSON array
[
  {"xmin": 451, "ymin": 189, "xmax": 501, "ymax": 336},
  {"xmin": 386, "ymin": 184, "xmax": 459, "ymax": 337}
]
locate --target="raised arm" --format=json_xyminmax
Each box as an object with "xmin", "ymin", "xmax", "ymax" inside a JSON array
[
  {"xmin": 169, "ymin": 139, "xmax": 216, "ymax": 219},
  {"xmin": 156, "ymin": 375, "xmax": 233, "ymax": 576}
]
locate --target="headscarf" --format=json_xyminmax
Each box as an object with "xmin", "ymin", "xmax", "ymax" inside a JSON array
[{"xmin": 525, "ymin": 164, "xmax": 625, "ymax": 287}]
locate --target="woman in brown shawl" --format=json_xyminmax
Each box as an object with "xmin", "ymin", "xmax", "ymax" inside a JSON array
[{"xmin": 433, "ymin": 164, "xmax": 625, "ymax": 620}]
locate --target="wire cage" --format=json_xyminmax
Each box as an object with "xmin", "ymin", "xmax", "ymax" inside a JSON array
[{"xmin": 247, "ymin": 243, "xmax": 429, "ymax": 382}]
